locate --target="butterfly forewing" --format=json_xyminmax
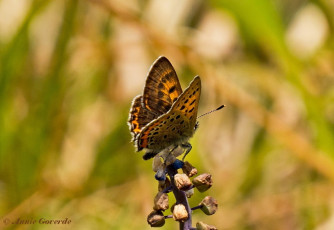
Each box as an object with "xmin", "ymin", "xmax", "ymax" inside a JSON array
[
  {"xmin": 171, "ymin": 76, "xmax": 201, "ymax": 130},
  {"xmin": 136, "ymin": 76, "xmax": 201, "ymax": 151},
  {"xmin": 143, "ymin": 56, "xmax": 183, "ymax": 115}
]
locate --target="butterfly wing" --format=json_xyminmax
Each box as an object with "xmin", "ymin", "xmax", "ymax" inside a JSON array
[
  {"xmin": 128, "ymin": 95, "xmax": 159, "ymax": 140},
  {"xmin": 142, "ymin": 56, "xmax": 183, "ymax": 115},
  {"xmin": 170, "ymin": 76, "xmax": 201, "ymax": 132},
  {"xmin": 136, "ymin": 76, "xmax": 201, "ymax": 152}
]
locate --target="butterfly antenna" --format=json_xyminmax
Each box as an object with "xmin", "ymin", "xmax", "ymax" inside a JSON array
[{"xmin": 197, "ymin": 105, "xmax": 225, "ymax": 119}]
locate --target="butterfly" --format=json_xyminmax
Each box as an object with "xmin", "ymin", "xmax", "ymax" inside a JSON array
[{"xmin": 128, "ymin": 56, "xmax": 201, "ymax": 160}]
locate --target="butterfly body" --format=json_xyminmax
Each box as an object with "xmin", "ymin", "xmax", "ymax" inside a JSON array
[{"xmin": 128, "ymin": 56, "xmax": 201, "ymax": 160}]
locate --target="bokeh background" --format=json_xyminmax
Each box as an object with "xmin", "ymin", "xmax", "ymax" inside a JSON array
[{"xmin": 1, "ymin": 0, "xmax": 334, "ymax": 229}]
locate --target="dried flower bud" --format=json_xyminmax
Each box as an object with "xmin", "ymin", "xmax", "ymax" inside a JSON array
[
  {"xmin": 152, "ymin": 156, "xmax": 163, "ymax": 172},
  {"xmin": 196, "ymin": 221, "xmax": 217, "ymax": 230},
  {"xmin": 153, "ymin": 192, "xmax": 169, "ymax": 211},
  {"xmin": 158, "ymin": 177, "xmax": 171, "ymax": 192},
  {"xmin": 155, "ymin": 168, "xmax": 166, "ymax": 181},
  {"xmin": 185, "ymin": 188, "xmax": 194, "ymax": 198},
  {"xmin": 174, "ymin": 173, "xmax": 192, "ymax": 191},
  {"xmin": 199, "ymin": 196, "xmax": 218, "ymax": 215},
  {"xmin": 182, "ymin": 161, "xmax": 198, "ymax": 177},
  {"xmin": 147, "ymin": 210, "xmax": 165, "ymax": 227},
  {"xmin": 193, "ymin": 173, "xmax": 212, "ymax": 192},
  {"xmin": 172, "ymin": 204, "xmax": 188, "ymax": 222}
]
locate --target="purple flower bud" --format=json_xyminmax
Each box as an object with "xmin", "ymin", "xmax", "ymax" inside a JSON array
[
  {"xmin": 155, "ymin": 169, "xmax": 166, "ymax": 181},
  {"xmin": 172, "ymin": 159, "xmax": 184, "ymax": 170}
]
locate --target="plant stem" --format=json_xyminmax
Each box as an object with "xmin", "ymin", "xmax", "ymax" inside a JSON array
[
  {"xmin": 191, "ymin": 205, "xmax": 203, "ymax": 211},
  {"xmin": 166, "ymin": 165, "xmax": 192, "ymax": 230}
]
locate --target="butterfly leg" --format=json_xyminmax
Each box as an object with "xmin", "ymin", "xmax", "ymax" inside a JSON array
[
  {"xmin": 181, "ymin": 142, "xmax": 192, "ymax": 161},
  {"xmin": 162, "ymin": 145, "xmax": 178, "ymax": 162},
  {"xmin": 146, "ymin": 145, "xmax": 178, "ymax": 161},
  {"xmin": 155, "ymin": 146, "xmax": 178, "ymax": 180},
  {"xmin": 143, "ymin": 150, "xmax": 159, "ymax": 160}
]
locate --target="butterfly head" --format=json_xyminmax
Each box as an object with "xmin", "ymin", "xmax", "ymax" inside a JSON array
[{"xmin": 194, "ymin": 121, "xmax": 199, "ymax": 131}]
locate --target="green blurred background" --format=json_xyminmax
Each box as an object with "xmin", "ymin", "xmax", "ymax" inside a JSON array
[{"xmin": 1, "ymin": 0, "xmax": 334, "ymax": 229}]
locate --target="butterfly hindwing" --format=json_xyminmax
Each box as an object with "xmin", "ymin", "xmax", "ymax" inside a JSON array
[
  {"xmin": 136, "ymin": 111, "xmax": 189, "ymax": 151},
  {"xmin": 142, "ymin": 56, "xmax": 183, "ymax": 115},
  {"xmin": 128, "ymin": 95, "xmax": 159, "ymax": 140}
]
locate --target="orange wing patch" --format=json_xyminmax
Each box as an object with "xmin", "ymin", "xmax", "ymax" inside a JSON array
[
  {"xmin": 128, "ymin": 95, "xmax": 159, "ymax": 141},
  {"xmin": 128, "ymin": 96, "xmax": 143, "ymax": 136},
  {"xmin": 159, "ymin": 73, "xmax": 181, "ymax": 104}
]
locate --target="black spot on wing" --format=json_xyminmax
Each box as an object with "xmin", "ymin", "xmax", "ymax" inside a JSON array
[
  {"xmin": 157, "ymin": 101, "xmax": 164, "ymax": 107},
  {"xmin": 165, "ymin": 72, "xmax": 172, "ymax": 81},
  {"xmin": 169, "ymin": 85, "xmax": 176, "ymax": 93}
]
